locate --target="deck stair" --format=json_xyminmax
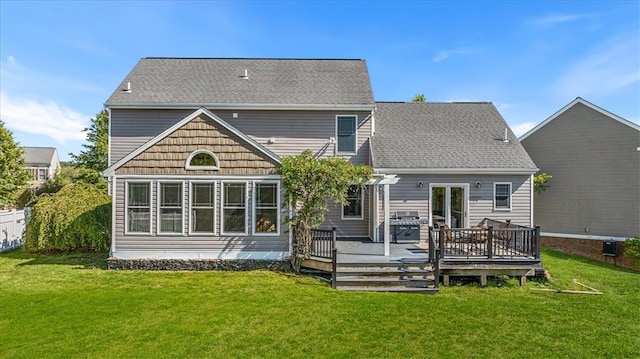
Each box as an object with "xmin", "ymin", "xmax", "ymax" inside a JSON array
[{"xmin": 334, "ymin": 258, "xmax": 439, "ymax": 293}]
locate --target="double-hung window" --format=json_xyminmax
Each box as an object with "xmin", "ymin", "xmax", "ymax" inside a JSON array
[
  {"xmin": 343, "ymin": 185, "xmax": 363, "ymax": 219},
  {"xmin": 494, "ymin": 183, "xmax": 512, "ymax": 210},
  {"xmin": 336, "ymin": 115, "xmax": 357, "ymax": 154},
  {"xmin": 254, "ymin": 182, "xmax": 279, "ymax": 234},
  {"xmin": 159, "ymin": 182, "xmax": 183, "ymax": 233},
  {"xmin": 222, "ymin": 182, "xmax": 247, "ymax": 234},
  {"xmin": 38, "ymin": 168, "xmax": 46, "ymax": 180},
  {"xmin": 190, "ymin": 182, "xmax": 215, "ymax": 234},
  {"xmin": 127, "ymin": 182, "xmax": 151, "ymax": 233}
]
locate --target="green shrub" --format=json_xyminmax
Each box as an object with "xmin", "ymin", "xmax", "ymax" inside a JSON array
[{"xmin": 24, "ymin": 183, "xmax": 111, "ymax": 252}]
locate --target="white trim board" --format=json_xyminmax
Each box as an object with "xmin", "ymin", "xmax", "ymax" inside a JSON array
[
  {"xmin": 102, "ymin": 107, "xmax": 281, "ymax": 176},
  {"xmin": 541, "ymin": 232, "xmax": 628, "ymax": 242},
  {"xmin": 110, "ymin": 250, "xmax": 289, "ymax": 260},
  {"xmin": 520, "ymin": 97, "xmax": 640, "ymax": 141}
]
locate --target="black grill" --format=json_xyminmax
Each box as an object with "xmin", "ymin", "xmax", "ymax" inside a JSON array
[{"xmin": 388, "ymin": 211, "xmax": 429, "ymax": 243}]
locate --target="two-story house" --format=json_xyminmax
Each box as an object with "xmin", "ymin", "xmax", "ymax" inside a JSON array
[
  {"xmin": 103, "ymin": 58, "xmax": 538, "ymax": 262},
  {"xmin": 22, "ymin": 147, "xmax": 60, "ymax": 187}
]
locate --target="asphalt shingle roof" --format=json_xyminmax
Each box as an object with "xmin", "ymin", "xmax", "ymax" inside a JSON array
[
  {"xmin": 22, "ymin": 147, "xmax": 56, "ymax": 167},
  {"xmin": 371, "ymin": 102, "xmax": 537, "ymax": 170},
  {"xmin": 105, "ymin": 58, "xmax": 375, "ymax": 106}
]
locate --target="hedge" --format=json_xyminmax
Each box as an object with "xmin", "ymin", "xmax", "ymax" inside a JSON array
[{"xmin": 24, "ymin": 183, "xmax": 111, "ymax": 252}]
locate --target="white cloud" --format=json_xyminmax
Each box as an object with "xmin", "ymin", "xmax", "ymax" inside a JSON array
[
  {"xmin": 527, "ymin": 13, "xmax": 590, "ymax": 27},
  {"xmin": 0, "ymin": 92, "xmax": 88, "ymax": 144},
  {"xmin": 552, "ymin": 32, "xmax": 640, "ymax": 98},
  {"xmin": 432, "ymin": 47, "xmax": 477, "ymax": 62},
  {"xmin": 511, "ymin": 121, "xmax": 537, "ymax": 137}
]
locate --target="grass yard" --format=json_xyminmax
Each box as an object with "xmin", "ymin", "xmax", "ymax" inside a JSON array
[{"xmin": 1, "ymin": 248, "xmax": 638, "ymax": 359}]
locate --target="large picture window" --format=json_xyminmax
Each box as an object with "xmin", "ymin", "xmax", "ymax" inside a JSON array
[
  {"xmin": 222, "ymin": 182, "xmax": 247, "ymax": 234},
  {"xmin": 494, "ymin": 183, "xmax": 512, "ymax": 210},
  {"xmin": 159, "ymin": 182, "xmax": 183, "ymax": 233},
  {"xmin": 127, "ymin": 182, "xmax": 151, "ymax": 233},
  {"xmin": 190, "ymin": 182, "xmax": 215, "ymax": 234},
  {"xmin": 336, "ymin": 115, "xmax": 357, "ymax": 154},
  {"xmin": 254, "ymin": 182, "xmax": 279, "ymax": 234},
  {"xmin": 343, "ymin": 185, "xmax": 363, "ymax": 219}
]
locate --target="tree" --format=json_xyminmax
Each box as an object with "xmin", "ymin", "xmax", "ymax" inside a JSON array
[
  {"xmin": 411, "ymin": 94, "xmax": 426, "ymax": 102},
  {"xmin": 279, "ymin": 149, "xmax": 373, "ymax": 271},
  {"xmin": 69, "ymin": 110, "xmax": 109, "ymax": 190},
  {"xmin": 533, "ymin": 173, "xmax": 552, "ymax": 194},
  {"xmin": 0, "ymin": 120, "xmax": 31, "ymax": 208}
]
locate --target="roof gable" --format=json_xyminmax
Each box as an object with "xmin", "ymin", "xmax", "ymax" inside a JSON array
[
  {"xmin": 102, "ymin": 108, "xmax": 281, "ymax": 176},
  {"xmin": 22, "ymin": 147, "xmax": 57, "ymax": 167},
  {"xmin": 519, "ymin": 97, "xmax": 640, "ymax": 141},
  {"xmin": 371, "ymin": 102, "xmax": 537, "ymax": 172},
  {"xmin": 105, "ymin": 58, "xmax": 375, "ymax": 109}
]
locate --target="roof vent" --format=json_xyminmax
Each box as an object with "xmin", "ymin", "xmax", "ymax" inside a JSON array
[
  {"xmin": 503, "ymin": 128, "xmax": 510, "ymax": 143},
  {"xmin": 240, "ymin": 69, "xmax": 249, "ymax": 80},
  {"xmin": 123, "ymin": 82, "xmax": 131, "ymax": 93}
]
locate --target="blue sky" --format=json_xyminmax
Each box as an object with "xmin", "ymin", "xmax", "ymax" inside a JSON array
[{"xmin": 1, "ymin": 1, "xmax": 638, "ymax": 162}]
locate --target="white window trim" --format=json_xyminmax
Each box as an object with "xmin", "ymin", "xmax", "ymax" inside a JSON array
[
  {"xmin": 124, "ymin": 180, "xmax": 152, "ymax": 235},
  {"xmin": 188, "ymin": 181, "xmax": 217, "ymax": 235},
  {"xmin": 157, "ymin": 181, "xmax": 185, "ymax": 235},
  {"xmin": 342, "ymin": 185, "xmax": 364, "ymax": 220},
  {"xmin": 252, "ymin": 181, "xmax": 281, "ymax": 236},
  {"xmin": 220, "ymin": 181, "xmax": 248, "ymax": 236},
  {"xmin": 336, "ymin": 115, "xmax": 358, "ymax": 155},
  {"xmin": 494, "ymin": 182, "xmax": 512, "ymax": 211},
  {"xmin": 185, "ymin": 149, "xmax": 220, "ymax": 170}
]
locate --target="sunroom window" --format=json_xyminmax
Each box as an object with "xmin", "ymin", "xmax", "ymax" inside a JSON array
[
  {"xmin": 127, "ymin": 182, "xmax": 150, "ymax": 233},
  {"xmin": 222, "ymin": 182, "xmax": 246, "ymax": 234},
  {"xmin": 159, "ymin": 182, "xmax": 183, "ymax": 233},
  {"xmin": 255, "ymin": 182, "xmax": 278, "ymax": 234},
  {"xmin": 190, "ymin": 183, "xmax": 215, "ymax": 234}
]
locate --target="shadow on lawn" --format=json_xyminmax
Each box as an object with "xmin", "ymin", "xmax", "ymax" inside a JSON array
[{"xmin": 1, "ymin": 247, "xmax": 108, "ymax": 269}]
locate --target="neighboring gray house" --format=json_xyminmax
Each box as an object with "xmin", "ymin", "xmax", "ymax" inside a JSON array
[
  {"xmin": 22, "ymin": 147, "xmax": 60, "ymax": 186},
  {"xmin": 520, "ymin": 97, "xmax": 640, "ymax": 240},
  {"xmin": 102, "ymin": 57, "xmax": 538, "ymax": 261}
]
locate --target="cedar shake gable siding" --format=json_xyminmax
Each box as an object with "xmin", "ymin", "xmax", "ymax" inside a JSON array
[{"xmin": 115, "ymin": 115, "xmax": 278, "ymax": 176}]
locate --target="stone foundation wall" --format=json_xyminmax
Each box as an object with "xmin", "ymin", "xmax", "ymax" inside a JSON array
[
  {"xmin": 107, "ymin": 258, "xmax": 292, "ymax": 272},
  {"xmin": 541, "ymin": 236, "xmax": 638, "ymax": 270}
]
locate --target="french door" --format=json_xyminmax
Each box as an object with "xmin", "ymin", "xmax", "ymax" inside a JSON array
[{"xmin": 430, "ymin": 185, "xmax": 468, "ymax": 229}]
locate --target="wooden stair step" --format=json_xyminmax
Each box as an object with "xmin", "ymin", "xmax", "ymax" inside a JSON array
[{"xmin": 336, "ymin": 285, "xmax": 439, "ymax": 293}]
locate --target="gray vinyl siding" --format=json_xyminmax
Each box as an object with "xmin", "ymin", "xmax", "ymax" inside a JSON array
[
  {"xmin": 110, "ymin": 109, "xmax": 194, "ymax": 165},
  {"xmin": 114, "ymin": 177, "xmax": 289, "ymax": 253},
  {"xmin": 322, "ymin": 187, "xmax": 371, "ymax": 238},
  {"xmin": 521, "ymin": 102, "xmax": 640, "ymax": 238},
  {"xmin": 110, "ymin": 108, "xmax": 372, "ymax": 166},
  {"xmin": 216, "ymin": 110, "xmax": 371, "ymax": 164},
  {"xmin": 376, "ymin": 174, "xmax": 532, "ymax": 240}
]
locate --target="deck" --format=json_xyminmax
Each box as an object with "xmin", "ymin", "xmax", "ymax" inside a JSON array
[{"xmin": 303, "ymin": 224, "xmax": 543, "ymax": 290}]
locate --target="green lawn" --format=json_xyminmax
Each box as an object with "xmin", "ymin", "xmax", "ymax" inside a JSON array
[{"xmin": 1, "ymin": 248, "xmax": 638, "ymax": 359}]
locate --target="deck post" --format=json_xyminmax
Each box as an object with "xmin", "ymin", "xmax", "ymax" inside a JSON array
[
  {"xmin": 487, "ymin": 226, "xmax": 493, "ymax": 259},
  {"xmin": 331, "ymin": 248, "xmax": 337, "ymax": 289},
  {"xmin": 534, "ymin": 225, "xmax": 541, "ymax": 259},
  {"xmin": 383, "ymin": 183, "xmax": 390, "ymax": 256},
  {"xmin": 332, "ymin": 227, "xmax": 337, "ymax": 251},
  {"xmin": 439, "ymin": 226, "xmax": 445, "ymax": 259},
  {"xmin": 428, "ymin": 227, "xmax": 435, "ymax": 261}
]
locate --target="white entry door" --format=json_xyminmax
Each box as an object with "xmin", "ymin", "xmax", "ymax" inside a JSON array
[{"xmin": 430, "ymin": 184, "xmax": 468, "ymax": 229}]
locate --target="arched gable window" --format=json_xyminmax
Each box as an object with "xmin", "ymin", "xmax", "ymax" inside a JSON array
[{"xmin": 185, "ymin": 150, "xmax": 219, "ymax": 170}]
